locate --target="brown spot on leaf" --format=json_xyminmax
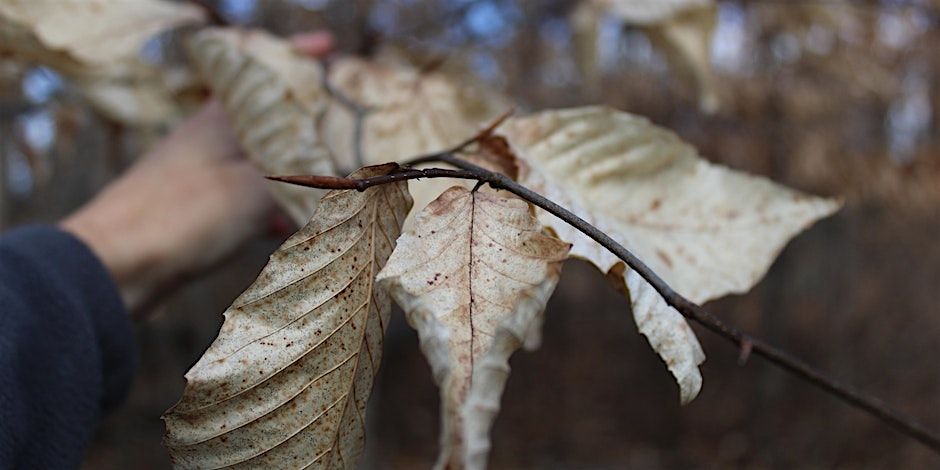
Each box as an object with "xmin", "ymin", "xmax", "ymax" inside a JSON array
[{"xmin": 656, "ymin": 249, "xmax": 674, "ymax": 268}]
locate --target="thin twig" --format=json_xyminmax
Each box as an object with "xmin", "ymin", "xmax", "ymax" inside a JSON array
[
  {"xmin": 267, "ymin": 167, "xmax": 479, "ymax": 190},
  {"xmin": 270, "ymin": 151, "xmax": 940, "ymax": 454}
]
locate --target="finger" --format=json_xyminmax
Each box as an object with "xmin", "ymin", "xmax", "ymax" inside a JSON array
[{"xmin": 290, "ymin": 31, "xmax": 335, "ymax": 58}]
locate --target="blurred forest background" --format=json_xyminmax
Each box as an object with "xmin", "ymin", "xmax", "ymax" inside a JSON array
[{"xmin": 2, "ymin": 0, "xmax": 939, "ymax": 468}]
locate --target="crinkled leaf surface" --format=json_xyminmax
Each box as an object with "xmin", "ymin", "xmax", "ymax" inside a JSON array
[
  {"xmin": 190, "ymin": 28, "xmax": 336, "ymax": 224},
  {"xmin": 501, "ymin": 106, "xmax": 840, "ymax": 402},
  {"xmin": 0, "ymin": 0, "xmax": 203, "ymax": 77},
  {"xmin": 163, "ymin": 164, "xmax": 412, "ymax": 469},
  {"xmin": 377, "ymin": 187, "xmax": 570, "ymax": 470}
]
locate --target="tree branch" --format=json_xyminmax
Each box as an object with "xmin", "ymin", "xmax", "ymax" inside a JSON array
[{"xmin": 270, "ymin": 151, "xmax": 940, "ymax": 454}]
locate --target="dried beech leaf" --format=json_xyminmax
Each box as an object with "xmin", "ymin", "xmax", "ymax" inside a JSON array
[
  {"xmin": 570, "ymin": 2, "xmax": 602, "ymax": 87},
  {"xmin": 77, "ymin": 73, "xmax": 181, "ymax": 126},
  {"xmin": 0, "ymin": 0, "xmax": 203, "ymax": 126},
  {"xmin": 471, "ymin": 134, "xmax": 521, "ymax": 180},
  {"xmin": 592, "ymin": 0, "xmax": 712, "ymax": 24},
  {"xmin": 607, "ymin": 264, "xmax": 704, "ymax": 403},
  {"xmin": 163, "ymin": 164, "xmax": 413, "ymax": 469},
  {"xmin": 404, "ymin": 173, "xmax": 471, "ymax": 233},
  {"xmin": 322, "ymin": 57, "xmax": 509, "ymax": 226},
  {"xmin": 580, "ymin": 0, "xmax": 719, "ymax": 112},
  {"xmin": 404, "ymin": 135, "xmax": 520, "ymax": 234},
  {"xmin": 323, "ymin": 56, "xmax": 507, "ymax": 167},
  {"xmin": 190, "ymin": 28, "xmax": 336, "ymax": 224},
  {"xmin": 76, "ymin": 63, "xmax": 208, "ymax": 127},
  {"xmin": 0, "ymin": 0, "xmax": 204, "ymax": 77},
  {"xmin": 648, "ymin": 4, "xmax": 719, "ymax": 113},
  {"xmin": 400, "ymin": 135, "xmax": 519, "ymax": 233},
  {"xmin": 377, "ymin": 187, "xmax": 570, "ymax": 470},
  {"xmin": 502, "ymin": 106, "xmax": 840, "ymax": 402}
]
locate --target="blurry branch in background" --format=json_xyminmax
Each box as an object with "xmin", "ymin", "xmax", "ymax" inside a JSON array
[
  {"xmin": 321, "ymin": 74, "xmax": 369, "ymax": 170},
  {"xmin": 743, "ymin": 0, "xmax": 939, "ymax": 21},
  {"xmin": 385, "ymin": 0, "xmax": 489, "ymax": 41},
  {"xmin": 186, "ymin": 0, "xmax": 230, "ymax": 26},
  {"xmin": 270, "ymin": 115, "xmax": 940, "ymax": 455}
]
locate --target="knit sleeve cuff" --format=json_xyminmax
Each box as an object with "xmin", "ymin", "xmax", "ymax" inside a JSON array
[{"xmin": 3, "ymin": 225, "xmax": 136, "ymax": 411}]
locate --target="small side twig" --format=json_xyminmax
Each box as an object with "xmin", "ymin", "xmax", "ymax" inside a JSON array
[
  {"xmin": 737, "ymin": 338, "xmax": 753, "ymax": 366},
  {"xmin": 270, "ymin": 145, "xmax": 940, "ymax": 454}
]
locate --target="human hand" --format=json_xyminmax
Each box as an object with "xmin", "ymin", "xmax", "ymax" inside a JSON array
[{"xmin": 62, "ymin": 32, "xmax": 335, "ymax": 315}]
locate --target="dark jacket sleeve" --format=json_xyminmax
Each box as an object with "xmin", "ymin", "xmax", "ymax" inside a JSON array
[{"xmin": 0, "ymin": 225, "xmax": 136, "ymax": 468}]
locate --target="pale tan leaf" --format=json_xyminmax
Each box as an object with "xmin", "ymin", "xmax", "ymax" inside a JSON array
[
  {"xmin": 406, "ymin": 173, "xmax": 472, "ymax": 233},
  {"xmin": 407, "ymin": 134, "xmax": 520, "ymax": 234},
  {"xmin": 189, "ymin": 28, "xmax": 336, "ymax": 225},
  {"xmin": 607, "ymin": 264, "xmax": 705, "ymax": 404},
  {"xmin": 570, "ymin": 2, "xmax": 602, "ymax": 87},
  {"xmin": 377, "ymin": 187, "xmax": 570, "ymax": 470},
  {"xmin": 163, "ymin": 164, "xmax": 413, "ymax": 469},
  {"xmin": 585, "ymin": 0, "xmax": 719, "ymax": 112},
  {"xmin": 0, "ymin": 0, "xmax": 204, "ymax": 77},
  {"xmin": 0, "ymin": 0, "xmax": 204, "ymax": 127},
  {"xmin": 322, "ymin": 57, "xmax": 509, "ymax": 224},
  {"xmin": 323, "ymin": 56, "xmax": 506, "ymax": 167},
  {"xmin": 591, "ymin": 0, "xmax": 712, "ymax": 25},
  {"xmin": 502, "ymin": 106, "xmax": 840, "ymax": 402},
  {"xmin": 75, "ymin": 63, "xmax": 208, "ymax": 128},
  {"xmin": 649, "ymin": 4, "xmax": 720, "ymax": 113},
  {"xmin": 77, "ymin": 73, "xmax": 180, "ymax": 127}
]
